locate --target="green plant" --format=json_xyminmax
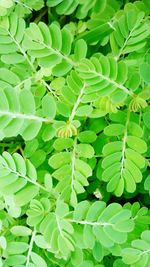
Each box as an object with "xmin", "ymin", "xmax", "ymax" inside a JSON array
[{"xmin": 0, "ymin": 0, "xmax": 150, "ymax": 266}]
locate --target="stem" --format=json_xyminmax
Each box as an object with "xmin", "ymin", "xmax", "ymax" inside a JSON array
[
  {"xmin": 0, "ymin": 110, "xmax": 54, "ymax": 124},
  {"xmin": 87, "ymin": 69, "xmax": 133, "ymax": 97},
  {"xmin": 34, "ymin": 8, "xmax": 48, "ymax": 24},
  {"xmin": 14, "ymin": 0, "xmax": 33, "ymax": 11},
  {"xmin": 140, "ymin": 249, "xmax": 150, "ymax": 255},
  {"xmin": 25, "ymin": 230, "xmax": 36, "ymax": 267},
  {"xmin": 44, "ymin": 251, "xmax": 64, "ymax": 267},
  {"xmin": 41, "ymin": 80, "xmax": 59, "ymax": 100},
  {"xmin": 6, "ymin": 30, "xmax": 35, "ymax": 72},
  {"xmin": 120, "ymin": 110, "xmax": 130, "ymax": 177},
  {"xmin": 26, "ymin": 34, "xmax": 76, "ymax": 67},
  {"xmin": 70, "ymin": 139, "xmax": 77, "ymax": 192},
  {"xmin": 68, "ymin": 219, "xmax": 112, "ymax": 226},
  {"xmin": 69, "ymin": 84, "xmax": 86, "ymax": 123},
  {"xmin": 107, "ymin": 21, "xmax": 116, "ymax": 31},
  {"xmin": 3, "ymin": 166, "xmax": 49, "ymax": 192},
  {"xmin": 116, "ymin": 22, "xmax": 141, "ymax": 60},
  {"xmin": 14, "ymin": 77, "xmax": 32, "ymax": 89},
  {"xmin": 56, "ymin": 215, "xmax": 63, "ymax": 237}
]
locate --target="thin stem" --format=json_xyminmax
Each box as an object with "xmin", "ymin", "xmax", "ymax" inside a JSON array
[
  {"xmin": 140, "ymin": 249, "xmax": 150, "ymax": 256},
  {"xmin": 6, "ymin": 29, "xmax": 35, "ymax": 72},
  {"xmin": 86, "ymin": 69, "xmax": 133, "ymax": 97},
  {"xmin": 26, "ymin": 34, "xmax": 76, "ymax": 67},
  {"xmin": 14, "ymin": 0, "xmax": 33, "ymax": 11},
  {"xmin": 41, "ymin": 80, "xmax": 59, "ymax": 100},
  {"xmin": 94, "ymin": 154, "xmax": 103, "ymax": 158},
  {"xmin": 107, "ymin": 21, "xmax": 116, "ymax": 31},
  {"xmin": 25, "ymin": 230, "xmax": 36, "ymax": 267},
  {"xmin": 3, "ymin": 166, "xmax": 49, "ymax": 192},
  {"xmin": 42, "ymin": 43, "xmax": 76, "ymax": 66},
  {"xmin": 44, "ymin": 251, "xmax": 64, "ymax": 267},
  {"xmin": 69, "ymin": 84, "xmax": 86, "ymax": 123},
  {"xmin": 68, "ymin": 219, "xmax": 112, "ymax": 226},
  {"xmin": 56, "ymin": 215, "xmax": 63, "ymax": 237},
  {"xmin": 139, "ymin": 110, "xmax": 142, "ymax": 126},
  {"xmin": 34, "ymin": 8, "xmax": 48, "ymax": 24},
  {"xmin": 70, "ymin": 139, "xmax": 77, "ymax": 192},
  {"xmin": 116, "ymin": 22, "xmax": 141, "ymax": 60},
  {"xmin": 15, "ymin": 77, "xmax": 59, "ymax": 102},
  {"xmin": 120, "ymin": 110, "xmax": 130, "ymax": 177},
  {"xmin": 0, "ymin": 110, "xmax": 54, "ymax": 124},
  {"xmin": 14, "ymin": 77, "xmax": 32, "ymax": 89}
]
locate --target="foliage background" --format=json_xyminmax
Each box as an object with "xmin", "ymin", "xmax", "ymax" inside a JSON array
[{"xmin": 0, "ymin": 0, "xmax": 150, "ymax": 266}]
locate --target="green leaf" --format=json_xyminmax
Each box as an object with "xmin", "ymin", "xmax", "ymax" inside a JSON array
[
  {"xmin": 140, "ymin": 63, "xmax": 150, "ymax": 84},
  {"xmin": 104, "ymin": 124, "xmax": 125, "ymax": 136},
  {"xmin": 42, "ymin": 94, "xmax": 56, "ymax": 119},
  {"xmin": 71, "ymin": 248, "xmax": 83, "ymax": 266},
  {"xmin": 14, "ymin": 185, "xmax": 39, "ymax": 206},
  {"xmin": 93, "ymin": 242, "xmax": 104, "ymax": 262},
  {"xmin": 75, "ymin": 159, "xmax": 92, "ymax": 177},
  {"xmin": 76, "ymin": 144, "xmax": 95, "ymax": 158},
  {"xmin": 74, "ymin": 39, "xmax": 87, "ymax": 61},
  {"xmin": 0, "ymin": 236, "xmax": 7, "ymax": 250},
  {"xmin": 42, "ymin": 124, "xmax": 56, "ymax": 141},
  {"xmin": 10, "ymin": 226, "xmax": 32, "ymax": 236},
  {"xmin": 76, "ymin": 105, "xmax": 93, "ymax": 117},
  {"xmin": 5, "ymin": 255, "xmax": 26, "ymax": 265},
  {"xmin": 144, "ymin": 175, "xmax": 150, "ymax": 192},
  {"xmin": 31, "ymin": 252, "xmax": 47, "ymax": 267},
  {"xmin": 143, "ymin": 112, "xmax": 150, "ymax": 129},
  {"xmin": 48, "ymin": 152, "xmax": 71, "ymax": 169},
  {"xmin": 0, "ymin": 68, "xmax": 20, "ymax": 85},
  {"xmin": 127, "ymin": 136, "xmax": 147, "ymax": 153},
  {"xmin": 79, "ymin": 23, "xmax": 113, "ymax": 44},
  {"xmin": 19, "ymin": 89, "xmax": 35, "ymax": 114},
  {"xmin": 53, "ymin": 137, "xmax": 73, "ymax": 151},
  {"xmin": 78, "ymin": 130, "xmax": 97, "ymax": 143},
  {"xmin": 7, "ymin": 242, "xmax": 28, "ymax": 254}
]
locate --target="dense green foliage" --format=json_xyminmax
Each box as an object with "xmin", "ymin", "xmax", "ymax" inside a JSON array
[{"xmin": 0, "ymin": 0, "xmax": 150, "ymax": 266}]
